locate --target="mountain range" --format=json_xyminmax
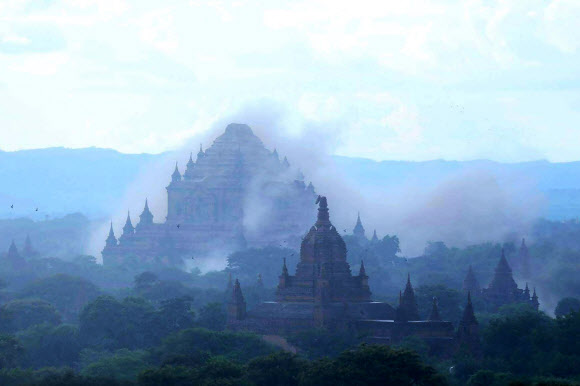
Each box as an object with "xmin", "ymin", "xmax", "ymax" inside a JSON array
[{"xmin": 1, "ymin": 147, "xmax": 580, "ymax": 221}]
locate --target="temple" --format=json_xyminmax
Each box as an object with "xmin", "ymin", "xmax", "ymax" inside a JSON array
[
  {"xmin": 228, "ymin": 196, "xmax": 461, "ymax": 353},
  {"xmin": 463, "ymin": 248, "xmax": 539, "ymax": 311},
  {"xmin": 352, "ymin": 212, "xmax": 366, "ymax": 242},
  {"xmin": 102, "ymin": 123, "xmax": 317, "ymax": 266},
  {"xmin": 3, "ymin": 240, "xmax": 27, "ymax": 270}
]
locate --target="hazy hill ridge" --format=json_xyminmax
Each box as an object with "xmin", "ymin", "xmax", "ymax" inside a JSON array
[{"xmin": 1, "ymin": 147, "xmax": 580, "ymax": 220}]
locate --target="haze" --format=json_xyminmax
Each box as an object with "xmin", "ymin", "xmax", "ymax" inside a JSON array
[{"xmin": 1, "ymin": 0, "xmax": 580, "ymax": 162}]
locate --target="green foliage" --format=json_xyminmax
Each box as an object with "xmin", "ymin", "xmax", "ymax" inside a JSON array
[
  {"xmin": 555, "ymin": 298, "xmax": 580, "ymax": 317},
  {"xmin": 196, "ymin": 302, "xmax": 227, "ymax": 331},
  {"xmin": 16, "ymin": 324, "xmax": 81, "ymax": 368},
  {"xmin": 155, "ymin": 328, "xmax": 275, "ymax": 364},
  {"xmin": 0, "ymin": 335, "xmax": 23, "ymax": 369},
  {"xmin": 134, "ymin": 272, "xmax": 159, "ymax": 291},
  {"xmin": 287, "ymin": 328, "xmax": 359, "ymax": 359},
  {"xmin": 81, "ymin": 349, "xmax": 150, "ymax": 381},
  {"xmin": 79, "ymin": 295, "xmax": 156, "ymax": 350},
  {"xmin": 19, "ymin": 274, "xmax": 101, "ymax": 322},
  {"xmin": 246, "ymin": 352, "xmax": 307, "ymax": 386},
  {"xmin": 299, "ymin": 344, "xmax": 447, "ymax": 386},
  {"xmin": 1, "ymin": 299, "xmax": 61, "ymax": 333},
  {"xmin": 481, "ymin": 309, "xmax": 580, "ymax": 379}
]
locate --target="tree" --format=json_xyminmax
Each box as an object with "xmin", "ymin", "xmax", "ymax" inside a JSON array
[
  {"xmin": 555, "ymin": 298, "xmax": 580, "ymax": 317},
  {"xmin": 134, "ymin": 272, "xmax": 159, "ymax": 291},
  {"xmin": 156, "ymin": 328, "xmax": 275, "ymax": 364},
  {"xmin": 196, "ymin": 302, "xmax": 227, "ymax": 331},
  {"xmin": 81, "ymin": 349, "xmax": 150, "ymax": 381},
  {"xmin": 483, "ymin": 310, "xmax": 556, "ymax": 376},
  {"xmin": 0, "ymin": 334, "xmax": 23, "ymax": 369},
  {"xmin": 16, "ymin": 323, "xmax": 81, "ymax": 368},
  {"xmin": 79, "ymin": 295, "xmax": 156, "ymax": 350},
  {"xmin": 246, "ymin": 351, "xmax": 306, "ymax": 386},
  {"xmin": 1, "ymin": 299, "xmax": 61, "ymax": 332},
  {"xmin": 300, "ymin": 345, "xmax": 447, "ymax": 386},
  {"xmin": 19, "ymin": 274, "xmax": 101, "ymax": 322}
]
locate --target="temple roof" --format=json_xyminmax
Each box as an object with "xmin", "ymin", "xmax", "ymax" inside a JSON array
[
  {"xmin": 488, "ymin": 249, "xmax": 518, "ymax": 294},
  {"xmin": 353, "ymin": 212, "xmax": 366, "ymax": 237},
  {"xmin": 463, "ymin": 265, "xmax": 480, "ymax": 292},
  {"xmin": 461, "ymin": 291, "xmax": 478, "ymax": 325}
]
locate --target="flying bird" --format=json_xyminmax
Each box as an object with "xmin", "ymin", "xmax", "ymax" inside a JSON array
[
  {"xmin": 10, "ymin": 204, "xmax": 13, "ymax": 209},
  {"xmin": 35, "ymin": 208, "xmax": 38, "ymax": 211},
  {"xmin": 177, "ymin": 224, "xmax": 180, "ymax": 228}
]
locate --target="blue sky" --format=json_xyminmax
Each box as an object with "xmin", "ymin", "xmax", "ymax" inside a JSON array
[{"xmin": 1, "ymin": 0, "xmax": 579, "ymax": 162}]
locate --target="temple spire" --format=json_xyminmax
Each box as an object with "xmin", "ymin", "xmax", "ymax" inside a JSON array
[
  {"xmin": 171, "ymin": 162, "xmax": 181, "ymax": 182},
  {"xmin": 457, "ymin": 291, "xmax": 481, "ymax": 355},
  {"xmin": 463, "ymin": 265, "xmax": 480, "ymax": 293},
  {"xmin": 359, "ymin": 260, "xmax": 367, "ymax": 277},
  {"xmin": 524, "ymin": 282, "xmax": 530, "ymax": 298},
  {"xmin": 397, "ymin": 273, "xmax": 420, "ymax": 321},
  {"xmin": 6, "ymin": 239, "xmax": 26, "ymax": 270},
  {"xmin": 122, "ymin": 211, "xmax": 134, "ymax": 236},
  {"xmin": 282, "ymin": 156, "xmax": 290, "ymax": 168},
  {"xmin": 520, "ymin": 238, "xmax": 531, "ymax": 279},
  {"xmin": 428, "ymin": 297, "xmax": 441, "ymax": 321},
  {"xmin": 22, "ymin": 234, "xmax": 37, "ymax": 258},
  {"xmin": 197, "ymin": 144, "xmax": 205, "ymax": 161},
  {"xmin": 139, "ymin": 199, "xmax": 154, "ymax": 226},
  {"xmin": 282, "ymin": 257, "xmax": 289, "ymax": 277},
  {"xmin": 353, "ymin": 212, "xmax": 366, "ymax": 240},
  {"xmin": 371, "ymin": 230, "xmax": 379, "ymax": 243},
  {"xmin": 105, "ymin": 222, "xmax": 117, "ymax": 247},
  {"xmin": 315, "ymin": 195, "xmax": 330, "ymax": 225},
  {"xmin": 462, "ymin": 291, "xmax": 477, "ymax": 325},
  {"xmin": 488, "ymin": 248, "xmax": 518, "ymax": 294},
  {"xmin": 531, "ymin": 288, "xmax": 539, "ymax": 310},
  {"xmin": 228, "ymin": 279, "xmax": 246, "ymax": 321}
]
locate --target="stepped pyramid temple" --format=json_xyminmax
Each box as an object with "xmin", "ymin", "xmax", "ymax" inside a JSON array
[
  {"xmin": 228, "ymin": 196, "xmax": 467, "ymax": 352},
  {"xmin": 102, "ymin": 123, "xmax": 317, "ymax": 266},
  {"xmin": 463, "ymin": 247, "xmax": 539, "ymax": 311}
]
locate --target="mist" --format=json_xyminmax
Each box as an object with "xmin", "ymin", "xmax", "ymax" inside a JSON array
[{"xmin": 87, "ymin": 99, "xmax": 548, "ymax": 264}]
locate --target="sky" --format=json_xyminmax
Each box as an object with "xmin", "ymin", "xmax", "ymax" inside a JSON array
[{"xmin": 1, "ymin": 0, "xmax": 580, "ymax": 162}]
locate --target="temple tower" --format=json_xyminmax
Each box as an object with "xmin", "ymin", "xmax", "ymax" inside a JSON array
[
  {"xmin": 138, "ymin": 199, "xmax": 154, "ymax": 228},
  {"xmin": 120, "ymin": 212, "xmax": 134, "ymax": 241},
  {"xmin": 228, "ymin": 279, "xmax": 246, "ymax": 321},
  {"xmin": 353, "ymin": 212, "xmax": 366, "ymax": 241},
  {"xmin": 519, "ymin": 238, "xmax": 531, "ymax": 279},
  {"xmin": 486, "ymin": 249, "xmax": 518, "ymax": 301},
  {"xmin": 22, "ymin": 234, "xmax": 38, "ymax": 258},
  {"xmin": 277, "ymin": 196, "xmax": 371, "ymax": 303},
  {"xmin": 6, "ymin": 240, "xmax": 26, "ymax": 270},
  {"xmin": 105, "ymin": 222, "xmax": 117, "ymax": 248},
  {"xmin": 428, "ymin": 297, "xmax": 442, "ymax": 321},
  {"xmin": 457, "ymin": 292, "xmax": 481, "ymax": 356},
  {"xmin": 462, "ymin": 265, "xmax": 480, "ymax": 293},
  {"xmin": 371, "ymin": 230, "xmax": 379, "ymax": 243},
  {"xmin": 396, "ymin": 274, "xmax": 420, "ymax": 321},
  {"xmin": 531, "ymin": 288, "xmax": 540, "ymax": 310}
]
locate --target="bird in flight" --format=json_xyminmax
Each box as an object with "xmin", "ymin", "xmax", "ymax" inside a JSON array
[
  {"xmin": 35, "ymin": 208, "xmax": 38, "ymax": 212},
  {"xmin": 177, "ymin": 224, "xmax": 181, "ymax": 228},
  {"xmin": 10, "ymin": 204, "xmax": 13, "ymax": 209}
]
